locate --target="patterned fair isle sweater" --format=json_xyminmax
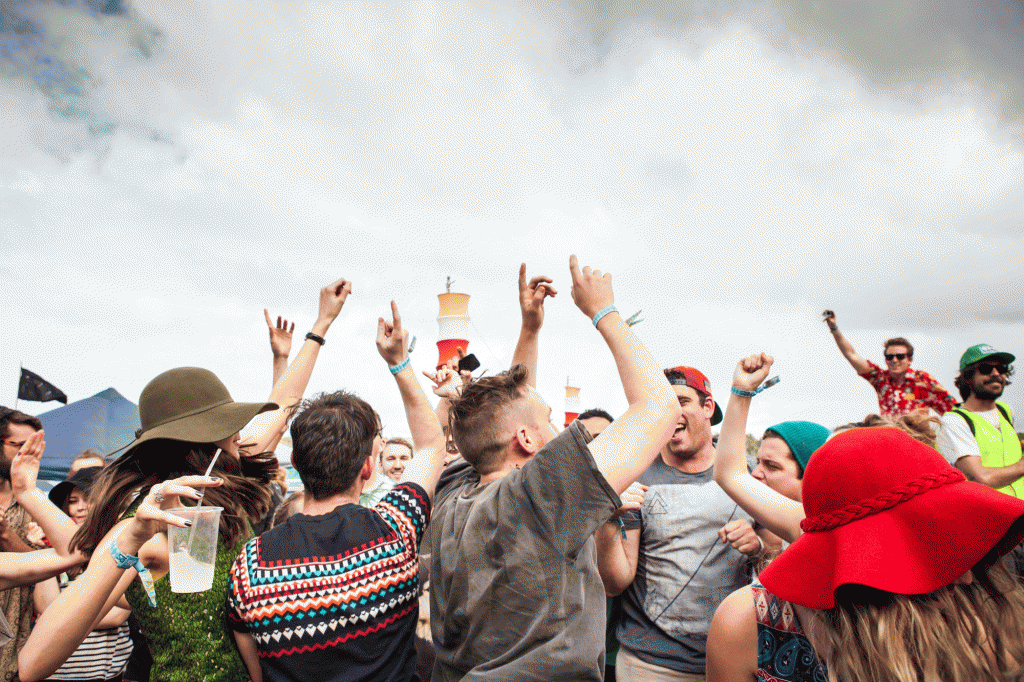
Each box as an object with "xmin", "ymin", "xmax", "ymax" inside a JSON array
[{"xmin": 227, "ymin": 483, "xmax": 430, "ymax": 682}]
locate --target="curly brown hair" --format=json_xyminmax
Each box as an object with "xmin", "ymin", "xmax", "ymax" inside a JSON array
[{"xmin": 448, "ymin": 364, "xmax": 531, "ymax": 475}]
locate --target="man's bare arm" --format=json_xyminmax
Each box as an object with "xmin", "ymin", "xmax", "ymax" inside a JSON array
[
  {"xmin": 822, "ymin": 310, "xmax": 870, "ymax": 375},
  {"xmin": 568, "ymin": 256, "xmax": 681, "ymax": 494},
  {"xmin": 596, "ymin": 524, "xmax": 640, "ymax": 596},
  {"xmin": 595, "ymin": 481, "xmax": 644, "ymax": 596},
  {"xmin": 955, "ymin": 455, "xmax": 1024, "ymax": 490},
  {"xmin": 511, "ymin": 263, "xmax": 556, "ymax": 388},
  {"xmin": 376, "ymin": 301, "xmax": 447, "ymax": 500}
]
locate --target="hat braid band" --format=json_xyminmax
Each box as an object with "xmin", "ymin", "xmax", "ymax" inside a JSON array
[{"xmin": 800, "ymin": 469, "xmax": 965, "ymax": 533}]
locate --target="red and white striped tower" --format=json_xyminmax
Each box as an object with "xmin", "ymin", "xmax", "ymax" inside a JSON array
[
  {"xmin": 436, "ymin": 278, "xmax": 470, "ymax": 370},
  {"xmin": 564, "ymin": 379, "xmax": 581, "ymax": 427}
]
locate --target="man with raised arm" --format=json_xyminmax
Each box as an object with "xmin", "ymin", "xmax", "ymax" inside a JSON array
[
  {"xmin": 822, "ymin": 309, "xmax": 956, "ymax": 418},
  {"xmin": 429, "ymin": 256, "xmax": 681, "ymax": 682},
  {"xmin": 597, "ymin": 365, "xmax": 776, "ymax": 682},
  {"xmin": 226, "ymin": 300, "xmax": 448, "ymax": 682}
]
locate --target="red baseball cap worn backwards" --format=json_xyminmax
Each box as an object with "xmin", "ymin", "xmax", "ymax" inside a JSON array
[
  {"xmin": 759, "ymin": 427, "xmax": 1024, "ymax": 609},
  {"xmin": 665, "ymin": 366, "xmax": 723, "ymax": 425}
]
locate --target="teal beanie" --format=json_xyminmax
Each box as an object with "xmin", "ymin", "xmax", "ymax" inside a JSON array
[{"xmin": 764, "ymin": 421, "xmax": 830, "ymax": 472}]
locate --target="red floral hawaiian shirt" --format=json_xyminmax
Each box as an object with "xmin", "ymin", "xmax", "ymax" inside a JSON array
[{"xmin": 859, "ymin": 360, "xmax": 958, "ymax": 418}]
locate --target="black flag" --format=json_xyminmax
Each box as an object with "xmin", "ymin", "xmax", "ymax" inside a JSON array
[{"xmin": 18, "ymin": 368, "xmax": 67, "ymax": 404}]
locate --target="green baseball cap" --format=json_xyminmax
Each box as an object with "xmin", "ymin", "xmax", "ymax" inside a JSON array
[{"xmin": 959, "ymin": 344, "xmax": 1016, "ymax": 370}]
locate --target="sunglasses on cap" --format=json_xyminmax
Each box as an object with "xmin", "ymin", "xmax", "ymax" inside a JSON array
[
  {"xmin": 977, "ymin": 362, "xmax": 1009, "ymax": 376},
  {"xmin": 884, "ymin": 353, "xmax": 909, "ymax": 361}
]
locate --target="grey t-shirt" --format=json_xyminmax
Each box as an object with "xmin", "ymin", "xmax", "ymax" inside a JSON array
[
  {"xmin": 617, "ymin": 457, "xmax": 754, "ymax": 674},
  {"xmin": 429, "ymin": 421, "xmax": 621, "ymax": 681}
]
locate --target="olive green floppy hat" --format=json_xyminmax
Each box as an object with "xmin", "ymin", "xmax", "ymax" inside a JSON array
[{"xmin": 112, "ymin": 367, "xmax": 277, "ymax": 461}]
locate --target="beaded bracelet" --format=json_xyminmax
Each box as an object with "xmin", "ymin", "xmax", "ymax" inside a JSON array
[
  {"xmin": 592, "ymin": 305, "xmax": 617, "ymax": 328},
  {"xmin": 389, "ymin": 357, "xmax": 411, "ymax": 375}
]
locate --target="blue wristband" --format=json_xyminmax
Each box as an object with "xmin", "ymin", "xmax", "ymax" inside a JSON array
[
  {"xmin": 730, "ymin": 376, "xmax": 781, "ymax": 398},
  {"xmin": 109, "ymin": 537, "xmax": 157, "ymax": 607},
  {"xmin": 389, "ymin": 357, "xmax": 411, "ymax": 375},
  {"xmin": 592, "ymin": 305, "xmax": 617, "ymax": 328}
]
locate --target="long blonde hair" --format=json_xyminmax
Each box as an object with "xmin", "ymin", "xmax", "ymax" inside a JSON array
[{"xmin": 802, "ymin": 560, "xmax": 1024, "ymax": 682}]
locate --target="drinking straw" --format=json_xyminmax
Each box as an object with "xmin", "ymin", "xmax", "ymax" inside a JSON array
[
  {"xmin": 196, "ymin": 448, "xmax": 222, "ymax": 509},
  {"xmin": 184, "ymin": 448, "xmax": 221, "ymax": 554}
]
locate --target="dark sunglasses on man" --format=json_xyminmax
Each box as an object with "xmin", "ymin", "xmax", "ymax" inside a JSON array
[
  {"xmin": 884, "ymin": 353, "xmax": 909, "ymax": 361},
  {"xmin": 976, "ymin": 362, "xmax": 1009, "ymax": 376}
]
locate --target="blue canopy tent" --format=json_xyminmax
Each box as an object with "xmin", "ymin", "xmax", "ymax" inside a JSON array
[{"xmin": 37, "ymin": 388, "xmax": 141, "ymax": 480}]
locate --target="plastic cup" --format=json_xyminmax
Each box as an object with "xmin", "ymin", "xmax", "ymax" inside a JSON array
[{"xmin": 166, "ymin": 507, "xmax": 222, "ymax": 593}]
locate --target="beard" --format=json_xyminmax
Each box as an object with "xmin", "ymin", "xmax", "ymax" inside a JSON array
[
  {"xmin": 974, "ymin": 385, "xmax": 1004, "ymax": 401},
  {"xmin": 0, "ymin": 457, "xmax": 10, "ymax": 482}
]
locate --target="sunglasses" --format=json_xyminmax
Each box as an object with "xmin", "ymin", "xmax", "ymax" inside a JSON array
[
  {"xmin": 976, "ymin": 362, "xmax": 1009, "ymax": 376},
  {"xmin": 884, "ymin": 353, "xmax": 909, "ymax": 361}
]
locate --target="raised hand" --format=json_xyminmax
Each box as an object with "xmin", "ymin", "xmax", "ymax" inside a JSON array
[
  {"xmin": 569, "ymin": 255, "xmax": 614, "ymax": 320},
  {"xmin": 318, "ymin": 278, "xmax": 352, "ymax": 326},
  {"xmin": 264, "ymin": 309, "xmax": 295, "ymax": 359},
  {"xmin": 423, "ymin": 366, "xmax": 468, "ymax": 401},
  {"xmin": 732, "ymin": 353, "xmax": 774, "ymax": 393},
  {"xmin": 376, "ymin": 301, "xmax": 409, "ymax": 367},
  {"xmin": 822, "ymin": 309, "xmax": 837, "ymax": 331},
  {"xmin": 447, "ymin": 347, "xmax": 473, "ymax": 390},
  {"xmin": 11, "ymin": 430, "xmax": 44, "ymax": 497},
  {"xmin": 518, "ymin": 263, "xmax": 557, "ymax": 333},
  {"xmin": 610, "ymin": 482, "xmax": 647, "ymax": 520}
]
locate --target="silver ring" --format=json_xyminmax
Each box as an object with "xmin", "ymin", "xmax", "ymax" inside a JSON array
[{"xmin": 153, "ymin": 484, "xmax": 166, "ymax": 503}]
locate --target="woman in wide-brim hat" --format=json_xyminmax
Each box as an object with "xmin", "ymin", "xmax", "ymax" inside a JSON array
[
  {"xmin": 709, "ymin": 426, "xmax": 1024, "ymax": 682},
  {"xmin": 20, "ymin": 277, "xmax": 353, "ymax": 682}
]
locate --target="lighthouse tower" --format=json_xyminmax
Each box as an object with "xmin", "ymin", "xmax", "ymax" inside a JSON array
[
  {"xmin": 564, "ymin": 380, "xmax": 581, "ymax": 427},
  {"xmin": 436, "ymin": 277, "xmax": 470, "ymax": 370}
]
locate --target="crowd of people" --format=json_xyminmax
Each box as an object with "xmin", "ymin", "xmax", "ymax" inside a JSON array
[{"xmin": 1, "ymin": 257, "xmax": 1023, "ymax": 682}]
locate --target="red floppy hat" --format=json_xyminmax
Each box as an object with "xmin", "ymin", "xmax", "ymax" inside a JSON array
[{"xmin": 759, "ymin": 427, "xmax": 1024, "ymax": 609}]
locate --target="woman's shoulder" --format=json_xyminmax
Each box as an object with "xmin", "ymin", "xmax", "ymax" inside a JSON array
[{"xmin": 707, "ymin": 585, "xmax": 758, "ymax": 682}]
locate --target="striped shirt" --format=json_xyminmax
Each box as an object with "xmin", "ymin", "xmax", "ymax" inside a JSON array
[{"xmin": 47, "ymin": 622, "xmax": 132, "ymax": 681}]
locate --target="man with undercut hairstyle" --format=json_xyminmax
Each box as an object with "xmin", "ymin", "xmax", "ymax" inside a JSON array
[
  {"xmin": 822, "ymin": 310, "xmax": 956, "ymax": 418},
  {"xmin": 429, "ymin": 257, "xmax": 681, "ymax": 682},
  {"xmin": 227, "ymin": 301, "xmax": 447, "ymax": 682}
]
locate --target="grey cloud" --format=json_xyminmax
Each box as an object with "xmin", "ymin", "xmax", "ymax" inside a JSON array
[{"xmin": 0, "ymin": 0, "xmax": 170, "ymax": 159}]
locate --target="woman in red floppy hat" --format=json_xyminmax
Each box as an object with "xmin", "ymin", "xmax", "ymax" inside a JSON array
[
  {"xmin": 709, "ymin": 424, "xmax": 1024, "ymax": 682},
  {"xmin": 20, "ymin": 278, "xmax": 352, "ymax": 682}
]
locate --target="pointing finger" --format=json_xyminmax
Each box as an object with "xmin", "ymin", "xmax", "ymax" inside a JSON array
[{"xmin": 391, "ymin": 301, "xmax": 402, "ymax": 329}]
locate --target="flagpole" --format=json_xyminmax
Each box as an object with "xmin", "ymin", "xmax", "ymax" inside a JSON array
[{"xmin": 15, "ymin": 363, "xmax": 20, "ymax": 411}]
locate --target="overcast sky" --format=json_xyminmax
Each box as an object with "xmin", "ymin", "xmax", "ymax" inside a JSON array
[{"xmin": 3, "ymin": 0, "xmax": 1023, "ymax": 449}]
